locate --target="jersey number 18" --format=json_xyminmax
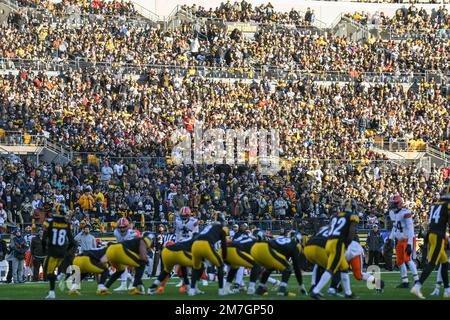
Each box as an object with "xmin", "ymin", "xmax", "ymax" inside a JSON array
[{"xmin": 52, "ymin": 229, "xmax": 67, "ymax": 246}]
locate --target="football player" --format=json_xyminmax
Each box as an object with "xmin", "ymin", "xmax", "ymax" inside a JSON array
[
  {"xmin": 411, "ymin": 186, "xmax": 450, "ymax": 299},
  {"xmin": 148, "ymin": 236, "xmax": 196, "ymax": 295},
  {"xmin": 305, "ymin": 226, "xmax": 383, "ymax": 294},
  {"xmin": 252, "ymin": 230, "xmax": 307, "ymax": 297},
  {"xmin": 113, "ymin": 218, "xmax": 138, "ymax": 291},
  {"xmin": 188, "ymin": 213, "xmax": 228, "ymax": 296},
  {"xmin": 387, "ymin": 195, "xmax": 419, "ymax": 288},
  {"xmin": 104, "ymin": 232, "xmax": 154, "ymax": 295},
  {"xmin": 221, "ymin": 229, "xmax": 262, "ymax": 295},
  {"xmin": 310, "ymin": 199, "xmax": 359, "ymax": 300},
  {"xmin": 68, "ymin": 246, "xmax": 111, "ymax": 295},
  {"xmin": 42, "ymin": 210, "xmax": 76, "ymax": 299}
]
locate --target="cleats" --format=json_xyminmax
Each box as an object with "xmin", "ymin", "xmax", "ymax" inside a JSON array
[
  {"xmin": 310, "ymin": 292, "xmax": 324, "ymax": 300},
  {"xmin": 410, "ymin": 286, "xmax": 425, "ymax": 299},
  {"xmin": 68, "ymin": 290, "xmax": 81, "ymax": 296},
  {"xmin": 179, "ymin": 285, "xmax": 187, "ymax": 294},
  {"xmin": 96, "ymin": 289, "xmax": 112, "ymax": 295},
  {"xmin": 396, "ymin": 282, "xmax": 410, "ymax": 289},
  {"xmin": 156, "ymin": 286, "xmax": 165, "ymax": 294},
  {"xmin": 114, "ymin": 283, "xmax": 128, "ymax": 291},
  {"xmin": 255, "ymin": 286, "xmax": 268, "ymax": 296}
]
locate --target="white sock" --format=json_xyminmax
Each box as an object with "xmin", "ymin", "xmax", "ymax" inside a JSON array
[
  {"xmin": 97, "ymin": 284, "xmax": 106, "ymax": 290},
  {"xmin": 153, "ymin": 279, "xmax": 161, "ymax": 286},
  {"xmin": 362, "ymin": 273, "xmax": 371, "ymax": 282},
  {"xmin": 120, "ymin": 270, "xmax": 128, "ymax": 283},
  {"xmin": 267, "ymin": 277, "xmax": 278, "ymax": 285},
  {"xmin": 341, "ymin": 272, "xmax": 352, "ymax": 295},
  {"xmin": 437, "ymin": 264, "xmax": 443, "ymax": 284},
  {"xmin": 248, "ymin": 282, "xmax": 255, "ymax": 289},
  {"xmin": 280, "ymin": 282, "xmax": 287, "ymax": 288},
  {"xmin": 407, "ymin": 261, "xmax": 419, "ymax": 282},
  {"xmin": 236, "ymin": 267, "xmax": 244, "ymax": 286},
  {"xmin": 313, "ymin": 271, "xmax": 332, "ymax": 294},
  {"xmin": 311, "ymin": 265, "xmax": 318, "ymax": 286},
  {"xmin": 70, "ymin": 283, "xmax": 78, "ymax": 291},
  {"xmin": 400, "ymin": 264, "xmax": 408, "ymax": 283}
]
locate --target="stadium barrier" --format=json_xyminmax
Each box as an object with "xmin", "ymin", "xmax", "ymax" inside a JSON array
[{"xmin": 1, "ymin": 58, "xmax": 447, "ymax": 84}]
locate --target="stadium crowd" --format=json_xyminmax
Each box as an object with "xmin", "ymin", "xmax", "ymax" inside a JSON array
[
  {"xmin": 16, "ymin": 0, "xmax": 138, "ymax": 17},
  {"xmin": 0, "ymin": 0, "xmax": 448, "ymax": 289},
  {"xmin": 4, "ymin": 6, "xmax": 449, "ymax": 73},
  {"xmin": 346, "ymin": 5, "xmax": 449, "ymax": 30}
]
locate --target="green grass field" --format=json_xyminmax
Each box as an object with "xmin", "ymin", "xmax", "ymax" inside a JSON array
[{"xmin": 0, "ymin": 272, "xmax": 446, "ymax": 300}]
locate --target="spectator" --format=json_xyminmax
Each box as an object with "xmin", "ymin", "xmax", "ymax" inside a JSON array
[
  {"xmin": 78, "ymin": 188, "xmax": 94, "ymax": 212},
  {"xmin": 273, "ymin": 194, "xmax": 288, "ymax": 219},
  {"xmin": 30, "ymin": 228, "xmax": 46, "ymax": 282},
  {"xmin": 10, "ymin": 229, "xmax": 28, "ymax": 283},
  {"xmin": 367, "ymin": 224, "xmax": 383, "ymax": 266},
  {"xmin": 74, "ymin": 225, "xmax": 97, "ymax": 253},
  {"xmin": 0, "ymin": 236, "xmax": 6, "ymax": 263}
]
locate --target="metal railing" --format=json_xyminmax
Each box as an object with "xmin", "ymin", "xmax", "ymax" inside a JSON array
[
  {"xmin": 0, "ymin": 217, "xmax": 387, "ymax": 236},
  {"xmin": 1, "ymin": 58, "xmax": 446, "ymax": 83},
  {"xmin": 0, "ymin": 0, "xmax": 18, "ymax": 10},
  {"xmin": 0, "ymin": 130, "xmax": 44, "ymax": 146},
  {"xmin": 15, "ymin": 7, "xmax": 154, "ymax": 26},
  {"xmin": 426, "ymin": 144, "xmax": 450, "ymax": 166}
]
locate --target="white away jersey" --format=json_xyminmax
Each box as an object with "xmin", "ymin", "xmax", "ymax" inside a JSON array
[
  {"xmin": 114, "ymin": 228, "xmax": 138, "ymax": 242},
  {"xmin": 389, "ymin": 208, "xmax": 415, "ymax": 243},
  {"xmin": 345, "ymin": 240, "xmax": 364, "ymax": 262}
]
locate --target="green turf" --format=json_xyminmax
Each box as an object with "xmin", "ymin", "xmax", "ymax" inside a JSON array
[{"xmin": 0, "ymin": 272, "xmax": 445, "ymax": 300}]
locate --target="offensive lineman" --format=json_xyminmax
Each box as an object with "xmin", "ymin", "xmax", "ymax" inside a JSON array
[
  {"xmin": 113, "ymin": 218, "xmax": 138, "ymax": 291},
  {"xmin": 252, "ymin": 230, "xmax": 307, "ymax": 297}
]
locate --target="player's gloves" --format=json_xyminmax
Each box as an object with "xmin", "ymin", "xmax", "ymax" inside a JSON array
[{"xmin": 405, "ymin": 244, "xmax": 412, "ymax": 256}]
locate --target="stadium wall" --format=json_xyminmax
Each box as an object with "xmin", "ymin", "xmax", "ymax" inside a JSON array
[{"xmin": 135, "ymin": 0, "xmax": 445, "ymax": 25}]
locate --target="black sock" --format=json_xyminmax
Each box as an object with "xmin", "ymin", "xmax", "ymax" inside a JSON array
[
  {"xmin": 259, "ymin": 269, "xmax": 272, "ymax": 286},
  {"xmin": 250, "ymin": 265, "xmax": 261, "ymax": 283},
  {"xmin": 105, "ymin": 270, "xmax": 124, "ymax": 288},
  {"xmin": 191, "ymin": 268, "xmax": 201, "ymax": 289},
  {"xmin": 419, "ymin": 262, "xmax": 435, "ymax": 285},
  {"xmin": 180, "ymin": 266, "xmax": 189, "ymax": 286},
  {"xmin": 330, "ymin": 272, "xmax": 341, "ymax": 289},
  {"xmin": 99, "ymin": 270, "xmax": 109, "ymax": 285},
  {"xmin": 227, "ymin": 268, "xmax": 238, "ymax": 283},
  {"xmin": 217, "ymin": 265, "xmax": 224, "ymax": 289},
  {"xmin": 281, "ymin": 268, "xmax": 291, "ymax": 283},
  {"xmin": 133, "ymin": 264, "xmax": 145, "ymax": 287},
  {"xmin": 441, "ymin": 262, "xmax": 449, "ymax": 289},
  {"xmin": 48, "ymin": 274, "xmax": 56, "ymax": 291}
]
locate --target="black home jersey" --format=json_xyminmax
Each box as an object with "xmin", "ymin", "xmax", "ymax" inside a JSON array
[
  {"xmin": 428, "ymin": 201, "xmax": 450, "ymax": 237},
  {"xmin": 268, "ymin": 237, "xmax": 300, "ymax": 258},
  {"xmin": 229, "ymin": 234, "xmax": 256, "ymax": 254},
  {"xmin": 196, "ymin": 223, "xmax": 227, "ymax": 245},
  {"xmin": 168, "ymin": 237, "xmax": 195, "ymax": 252},
  {"xmin": 328, "ymin": 212, "xmax": 359, "ymax": 244},
  {"xmin": 306, "ymin": 226, "xmax": 329, "ymax": 248},
  {"xmin": 82, "ymin": 247, "xmax": 107, "ymax": 262},
  {"xmin": 122, "ymin": 237, "xmax": 143, "ymax": 253},
  {"xmin": 43, "ymin": 215, "xmax": 74, "ymax": 257}
]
